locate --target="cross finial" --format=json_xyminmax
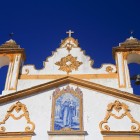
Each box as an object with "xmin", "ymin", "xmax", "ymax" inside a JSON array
[
  {"xmin": 130, "ymin": 30, "xmax": 134, "ymax": 37},
  {"xmin": 66, "ymin": 30, "xmax": 74, "ymax": 37},
  {"xmin": 9, "ymin": 32, "xmax": 14, "ymax": 39}
]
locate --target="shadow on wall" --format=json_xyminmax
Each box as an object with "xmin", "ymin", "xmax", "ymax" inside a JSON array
[{"xmin": 0, "ymin": 65, "xmax": 8, "ymax": 94}]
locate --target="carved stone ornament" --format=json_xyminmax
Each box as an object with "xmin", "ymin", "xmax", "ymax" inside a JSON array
[
  {"xmin": 64, "ymin": 42, "xmax": 76, "ymax": 52},
  {"xmin": 60, "ymin": 37, "xmax": 79, "ymax": 52},
  {"xmin": 0, "ymin": 101, "xmax": 35, "ymax": 132},
  {"xmin": 51, "ymin": 85, "xmax": 83, "ymax": 132},
  {"xmin": 55, "ymin": 54, "xmax": 83, "ymax": 74},
  {"xmin": 106, "ymin": 66, "xmax": 113, "ymax": 73},
  {"xmin": 99, "ymin": 100, "xmax": 140, "ymax": 132}
]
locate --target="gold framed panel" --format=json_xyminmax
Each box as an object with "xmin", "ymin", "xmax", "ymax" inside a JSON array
[{"xmin": 51, "ymin": 85, "xmax": 83, "ymax": 132}]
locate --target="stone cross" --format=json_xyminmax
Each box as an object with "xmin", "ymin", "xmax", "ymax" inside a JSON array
[
  {"xmin": 66, "ymin": 30, "xmax": 74, "ymax": 37},
  {"xmin": 130, "ymin": 30, "xmax": 134, "ymax": 37},
  {"xmin": 9, "ymin": 33, "xmax": 14, "ymax": 39}
]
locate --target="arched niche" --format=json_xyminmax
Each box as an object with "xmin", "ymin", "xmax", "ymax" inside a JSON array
[
  {"xmin": 51, "ymin": 86, "xmax": 83, "ymax": 131},
  {"xmin": 127, "ymin": 53, "xmax": 140, "ymax": 64},
  {"xmin": 127, "ymin": 53, "xmax": 140, "ymax": 95},
  {"xmin": 0, "ymin": 56, "xmax": 10, "ymax": 68},
  {"xmin": 0, "ymin": 56, "xmax": 10, "ymax": 93}
]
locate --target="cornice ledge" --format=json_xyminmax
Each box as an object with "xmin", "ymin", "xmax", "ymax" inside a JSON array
[
  {"xmin": 68, "ymin": 76, "xmax": 140, "ymax": 104},
  {"xmin": 47, "ymin": 131, "xmax": 87, "ymax": 135},
  {"xmin": 0, "ymin": 76, "xmax": 140, "ymax": 105},
  {"xmin": 0, "ymin": 132, "xmax": 35, "ymax": 136},
  {"xmin": 101, "ymin": 131, "xmax": 140, "ymax": 135}
]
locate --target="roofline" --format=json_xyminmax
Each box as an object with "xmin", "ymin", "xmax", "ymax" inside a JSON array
[
  {"xmin": 0, "ymin": 48, "xmax": 26, "ymax": 60},
  {"xmin": 0, "ymin": 76, "xmax": 140, "ymax": 104},
  {"xmin": 112, "ymin": 47, "xmax": 140, "ymax": 58}
]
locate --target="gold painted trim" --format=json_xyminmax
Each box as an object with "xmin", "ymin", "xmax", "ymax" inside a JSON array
[
  {"xmin": 122, "ymin": 56, "xmax": 126, "ymax": 88},
  {"xmin": 48, "ymin": 131, "xmax": 87, "ymax": 135},
  {"xmin": 0, "ymin": 132, "xmax": 34, "ymax": 136},
  {"xmin": 99, "ymin": 100, "xmax": 140, "ymax": 132},
  {"xmin": 19, "ymin": 74, "xmax": 117, "ymax": 79},
  {"xmin": 101, "ymin": 131, "xmax": 140, "ymax": 135},
  {"xmin": 0, "ymin": 76, "xmax": 140, "ymax": 105},
  {"xmin": 60, "ymin": 37, "xmax": 79, "ymax": 49},
  {"xmin": 51, "ymin": 86, "xmax": 83, "ymax": 131},
  {"xmin": 116, "ymin": 53, "xmax": 126, "ymax": 88},
  {"xmin": 14, "ymin": 54, "xmax": 22, "ymax": 90}
]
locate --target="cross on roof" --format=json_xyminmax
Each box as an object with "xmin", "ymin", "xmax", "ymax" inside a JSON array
[
  {"xmin": 9, "ymin": 32, "xmax": 14, "ymax": 39},
  {"xmin": 66, "ymin": 30, "xmax": 74, "ymax": 37},
  {"xmin": 130, "ymin": 30, "xmax": 134, "ymax": 37}
]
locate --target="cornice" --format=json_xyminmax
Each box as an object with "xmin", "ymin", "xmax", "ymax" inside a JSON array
[
  {"xmin": 112, "ymin": 47, "xmax": 140, "ymax": 58},
  {"xmin": 0, "ymin": 132, "xmax": 34, "ymax": 136},
  {"xmin": 0, "ymin": 76, "xmax": 140, "ymax": 105},
  {"xmin": 48, "ymin": 131, "xmax": 87, "ymax": 135},
  {"xmin": 101, "ymin": 131, "xmax": 140, "ymax": 135},
  {"xmin": 19, "ymin": 73, "xmax": 117, "ymax": 79},
  {"xmin": 0, "ymin": 48, "xmax": 26, "ymax": 60}
]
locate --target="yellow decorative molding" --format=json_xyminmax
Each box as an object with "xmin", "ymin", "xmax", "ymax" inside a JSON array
[
  {"xmin": 55, "ymin": 54, "xmax": 83, "ymax": 74},
  {"xmin": 0, "ymin": 76, "xmax": 140, "ymax": 105},
  {"xmin": 24, "ymin": 69, "xmax": 30, "ymax": 75},
  {"xmin": 0, "ymin": 137, "xmax": 32, "ymax": 140},
  {"xmin": 19, "ymin": 73, "xmax": 117, "ymax": 79},
  {"xmin": 60, "ymin": 37, "xmax": 79, "ymax": 52},
  {"xmin": 101, "ymin": 131, "xmax": 140, "ymax": 135},
  {"xmin": 0, "ymin": 101, "xmax": 35, "ymax": 132},
  {"xmin": 48, "ymin": 130, "xmax": 87, "ymax": 135},
  {"xmin": 99, "ymin": 100, "xmax": 140, "ymax": 131},
  {"xmin": 103, "ymin": 136, "xmax": 139, "ymax": 140},
  {"xmin": 106, "ymin": 66, "xmax": 114, "ymax": 73},
  {"xmin": 61, "ymin": 41, "xmax": 78, "ymax": 52},
  {"xmin": 0, "ymin": 132, "xmax": 34, "ymax": 136}
]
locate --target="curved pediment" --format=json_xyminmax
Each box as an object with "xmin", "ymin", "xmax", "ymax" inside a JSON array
[{"xmin": 21, "ymin": 36, "xmax": 116, "ymax": 75}]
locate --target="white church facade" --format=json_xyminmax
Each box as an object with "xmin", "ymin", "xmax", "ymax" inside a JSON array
[{"xmin": 0, "ymin": 31, "xmax": 140, "ymax": 140}]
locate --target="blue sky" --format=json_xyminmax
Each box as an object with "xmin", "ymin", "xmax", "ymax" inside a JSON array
[{"xmin": 0, "ymin": 0, "xmax": 140, "ymax": 94}]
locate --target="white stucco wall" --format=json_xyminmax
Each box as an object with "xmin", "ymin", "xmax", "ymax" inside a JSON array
[
  {"xmin": 0, "ymin": 84, "xmax": 139, "ymax": 140},
  {"xmin": 17, "ymin": 80, "xmax": 51, "ymax": 91},
  {"xmin": 17, "ymin": 78, "xmax": 133, "ymax": 94}
]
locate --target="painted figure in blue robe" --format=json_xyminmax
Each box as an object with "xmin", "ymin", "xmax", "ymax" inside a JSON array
[
  {"xmin": 61, "ymin": 99, "xmax": 76, "ymax": 127},
  {"xmin": 54, "ymin": 93, "xmax": 80, "ymax": 130}
]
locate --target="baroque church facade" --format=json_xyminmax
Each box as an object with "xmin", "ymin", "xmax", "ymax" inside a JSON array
[{"xmin": 0, "ymin": 31, "xmax": 140, "ymax": 140}]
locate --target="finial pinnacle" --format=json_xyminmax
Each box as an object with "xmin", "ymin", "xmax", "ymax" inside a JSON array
[
  {"xmin": 9, "ymin": 32, "xmax": 14, "ymax": 39},
  {"xmin": 130, "ymin": 30, "xmax": 134, "ymax": 38},
  {"xmin": 66, "ymin": 30, "xmax": 74, "ymax": 37}
]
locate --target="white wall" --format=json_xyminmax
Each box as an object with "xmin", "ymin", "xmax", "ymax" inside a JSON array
[{"xmin": 0, "ymin": 84, "xmax": 139, "ymax": 140}]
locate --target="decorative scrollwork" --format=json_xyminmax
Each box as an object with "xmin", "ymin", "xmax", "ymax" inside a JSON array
[
  {"xmin": 0, "ymin": 101, "xmax": 35, "ymax": 132},
  {"xmin": 65, "ymin": 42, "xmax": 75, "ymax": 52},
  {"xmin": 60, "ymin": 37, "xmax": 79, "ymax": 52},
  {"xmin": 25, "ymin": 69, "xmax": 29, "ymax": 75},
  {"xmin": 99, "ymin": 100, "xmax": 140, "ymax": 132},
  {"xmin": 106, "ymin": 66, "xmax": 113, "ymax": 73},
  {"xmin": 55, "ymin": 54, "xmax": 83, "ymax": 74}
]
